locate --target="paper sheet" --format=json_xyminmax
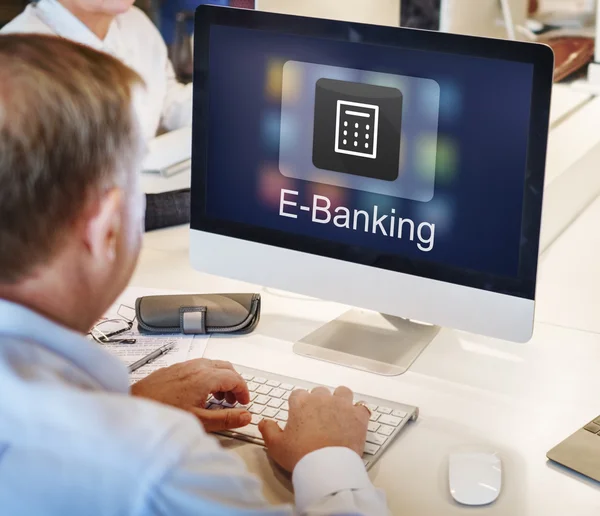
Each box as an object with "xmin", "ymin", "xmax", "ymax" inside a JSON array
[{"xmin": 98, "ymin": 286, "xmax": 210, "ymax": 382}]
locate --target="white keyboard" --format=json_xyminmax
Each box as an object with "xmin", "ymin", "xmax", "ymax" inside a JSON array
[{"xmin": 207, "ymin": 364, "xmax": 419, "ymax": 469}]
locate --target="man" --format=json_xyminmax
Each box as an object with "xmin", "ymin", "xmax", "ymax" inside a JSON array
[{"xmin": 0, "ymin": 35, "xmax": 388, "ymax": 515}]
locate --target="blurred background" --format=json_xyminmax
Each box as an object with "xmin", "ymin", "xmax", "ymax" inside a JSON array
[
  {"xmin": 1, "ymin": 1, "xmax": 596, "ymax": 84},
  {"xmin": 0, "ymin": 0, "xmax": 442, "ymax": 83}
]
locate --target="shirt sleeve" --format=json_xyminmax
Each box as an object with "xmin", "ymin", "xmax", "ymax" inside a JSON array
[
  {"xmin": 293, "ymin": 447, "xmax": 389, "ymax": 516},
  {"xmin": 148, "ymin": 421, "xmax": 388, "ymax": 516}
]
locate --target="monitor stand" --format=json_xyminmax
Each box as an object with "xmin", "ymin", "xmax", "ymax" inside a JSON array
[{"xmin": 293, "ymin": 308, "xmax": 440, "ymax": 376}]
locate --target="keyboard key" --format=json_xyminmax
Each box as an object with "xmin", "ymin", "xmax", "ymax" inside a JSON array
[
  {"xmin": 247, "ymin": 382, "xmax": 259, "ymax": 392},
  {"xmin": 270, "ymin": 388, "xmax": 285, "ymax": 399},
  {"xmin": 584, "ymin": 422, "xmax": 600, "ymax": 434},
  {"xmin": 267, "ymin": 380, "xmax": 280, "ymax": 387},
  {"xmin": 241, "ymin": 373, "xmax": 254, "ymax": 381},
  {"xmin": 369, "ymin": 412, "xmax": 380, "ymax": 422},
  {"xmin": 249, "ymin": 392, "xmax": 258, "ymax": 402},
  {"xmin": 209, "ymin": 397, "xmax": 223, "ymax": 405},
  {"xmin": 593, "ymin": 416, "xmax": 600, "ymax": 426},
  {"xmin": 249, "ymin": 405, "xmax": 264, "ymax": 415},
  {"xmin": 254, "ymin": 395, "xmax": 270, "ymax": 405},
  {"xmin": 257, "ymin": 385, "xmax": 272, "ymax": 395},
  {"xmin": 275, "ymin": 410, "xmax": 289, "ymax": 421},
  {"xmin": 377, "ymin": 407, "xmax": 392, "ymax": 415},
  {"xmin": 278, "ymin": 421, "xmax": 287, "ymax": 431},
  {"xmin": 221, "ymin": 401, "xmax": 236, "ymax": 408},
  {"xmin": 251, "ymin": 414, "xmax": 263, "ymax": 425},
  {"xmin": 368, "ymin": 422, "xmax": 380, "ymax": 433},
  {"xmin": 392, "ymin": 410, "xmax": 407, "ymax": 419},
  {"xmin": 283, "ymin": 391, "xmax": 292, "ymax": 401},
  {"xmin": 280, "ymin": 383, "xmax": 294, "ymax": 391},
  {"xmin": 366, "ymin": 432, "xmax": 387, "ymax": 446},
  {"xmin": 262, "ymin": 407, "xmax": 279, "ymax": 418},
  {"xmin": 363, "ymin": 459, "xmax": 370, "ymax": 467},
  {"xmin": 253, "ymin": 377, "xmax": 267, "ymax": 384},
  {"xmin": 378, "ymin": 415, "xmax": 401, "ymax": 427},
  {"xmin": 377, "ymin": 424, "xmax": 394, "ymax": 437},
  {"xmin": 281, "ymin": 401, "xmax": 289, "ymax": 411},
  {"xmin": 267, "ymin": 398, "xmax": 284, "ymax": 409},
  {"xmin": 232, "ymin": 424, "xmax": 263, "ymax": 439},
  {"xmin": 367, "ymin": 404, "xmax": 378, "ymax": 413},
  {"xmin": 363, "ymin": 442, "xmax": 380, "ymax": 455}
]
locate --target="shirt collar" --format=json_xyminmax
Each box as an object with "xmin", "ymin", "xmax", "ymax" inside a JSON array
[
  {"xmin": 35, "ymin": 0, "xmax": 119, "ymax": 52},
  {"xmin": 0, "ymin": 298, "xmax": 129, "ymax": 394}
]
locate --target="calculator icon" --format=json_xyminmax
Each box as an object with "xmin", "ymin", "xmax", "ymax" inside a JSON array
[
  {"xmin": 312, "ymin": 78, "xmax": 403, "ymax": 182},
  {"xmin": 335, "ymin": 101, "xmax": 379, "ymax": 159}
]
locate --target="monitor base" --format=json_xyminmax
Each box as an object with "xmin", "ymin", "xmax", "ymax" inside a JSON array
[{"xmin": 293, "ymin": 308, "xmax": 440, "ymax": 376}]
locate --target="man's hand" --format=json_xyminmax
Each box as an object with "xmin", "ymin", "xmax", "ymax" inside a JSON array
[
  {"xmin": 258, "ymin": 386, "xmax": 370, "ymax": 472},
  {"xmin": 131, "ymin": 359, "xmax": 251, "ymax": 433}
]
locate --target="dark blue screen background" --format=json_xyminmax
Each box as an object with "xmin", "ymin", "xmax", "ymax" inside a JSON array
[{"xmin": 205, "ymin": 25, "xmax": 534, "ymax": 279}]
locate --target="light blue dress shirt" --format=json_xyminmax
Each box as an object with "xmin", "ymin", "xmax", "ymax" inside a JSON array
[{"xmin": 0, "ymin": 299, "xmax": 388, "ymax": 515}]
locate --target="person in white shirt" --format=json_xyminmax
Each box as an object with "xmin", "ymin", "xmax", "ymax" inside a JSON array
[
  {"xmin": 2, "ymin": 0, "xmax": 195, "ymax": 231},
  {"xmin": 0, "ymin": 34, "xmax": 388, "ymax": 516},
  {"xmin": 2, "ymin": 0, "xmax": 192, "ymax": 142}
]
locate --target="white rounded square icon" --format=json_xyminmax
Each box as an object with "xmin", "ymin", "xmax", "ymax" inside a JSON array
[
  {"xmin": 335, "ymin": 101, "xmax": 379, "ymax": 159},
  {"xmin": 279, "ymin": 61, "xmax": 441, "ymax": 203}
]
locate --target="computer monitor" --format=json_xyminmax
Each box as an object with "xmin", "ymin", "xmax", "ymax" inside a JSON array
[
  {"xmin": 256, "ymin": 0, "xmax": 401, "ymax": 26},
  {"xmin": 190, "ymin": 6, "xmax": 553, "ymax": 375}
]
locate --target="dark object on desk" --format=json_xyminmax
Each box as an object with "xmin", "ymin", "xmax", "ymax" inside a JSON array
[
  {"xmin": 401, "ymin": 0, "xmax": 440, "ymax": 31},
  {"xmin": 529, "ymin": 0, "xmax": 538, "ymax": 14},
  {"xmin": 547, "ymin": 415, "xmax": 600, "ymax": 482},
  {"xmin": 0, "ymin": 0, "xmax": 29, "ymax": 28},
  {"xmin": 136, "ymin": 293, "xmax": 261, "ymax": 335},
  {"xmin": 145, "ymin": 188, "xmax": 190, "ymax": 231},
  {"xmin": 171, "ymin": 10, "xmax": 195, "ymax": 83},
  {"xmin": 541, "ymin": 36, "xmax": 595, "ymax": 82}
]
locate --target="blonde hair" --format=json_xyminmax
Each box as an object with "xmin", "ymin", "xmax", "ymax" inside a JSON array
[{"xmin": 0, "ymin": 34, "xmax": 143, "ymax": 282}]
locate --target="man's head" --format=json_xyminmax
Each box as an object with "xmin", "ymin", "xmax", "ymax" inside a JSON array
[{"xmin": 0, "ymin": 34, "xmax": 145, "ymax": 330}]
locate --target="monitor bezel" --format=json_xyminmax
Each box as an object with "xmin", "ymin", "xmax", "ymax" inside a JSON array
[{"xmin": 191, "ymin": 5, "xmax": 554, "ymax": 301}]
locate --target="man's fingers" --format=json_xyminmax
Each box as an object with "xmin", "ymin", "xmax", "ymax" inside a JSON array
[
  {"xmin": 225, "ymin": 391, "xmax": 237, "ymax": 405},
  {"xmin": 289, "ymin": 388, "xmax": 308, "ymax": 409},
  {"xmin": 193, "ymin": 408, "xmax": 251, "ymax": 433},
  {"xmin": 210, "ymin": 360, "xmax": 235, "ymax": 371},
  {"xmin": 258, "ymin": 418, "xmax": 283, "ymax": 447},
  {"xmin": 310, "ymin": 386, "xmax": 331, "ymax": 397},
  {"xmin": 333, "ymin": 385, "xmax": 354, "ymax": 402},
  {"xmin": 209, "ymin": 370, "xmax": 250, "ymax": 405},
  {"xmin": 354, "ymin": 402, "xmax": 371, "ymax": 421}
]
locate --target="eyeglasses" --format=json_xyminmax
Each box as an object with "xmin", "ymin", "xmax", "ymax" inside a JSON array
[{"xmin": 89, "ymin": 305, "xmax": 137, "ymax": 345}]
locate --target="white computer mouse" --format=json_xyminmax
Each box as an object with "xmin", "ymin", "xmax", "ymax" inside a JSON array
[{"xmin": 448, "ymin": 452, "xmax": 502, "ymax": 506}]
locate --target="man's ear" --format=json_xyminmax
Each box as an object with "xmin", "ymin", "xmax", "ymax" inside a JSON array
[{"xmin": 84, "ymin": 188, "xmax": 123, "ymax": 264}]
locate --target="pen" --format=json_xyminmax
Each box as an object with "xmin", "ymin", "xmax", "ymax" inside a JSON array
[{"xmin": 128, "ymin": 342, "xmax": 175, "ymax": 373}]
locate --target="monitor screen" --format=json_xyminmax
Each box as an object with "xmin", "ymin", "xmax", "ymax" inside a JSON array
[{"xmin": 192, "ymin": 9, "xmax": 550, "ymax": 301}]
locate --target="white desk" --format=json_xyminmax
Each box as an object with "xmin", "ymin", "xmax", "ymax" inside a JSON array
[
  {"xmin": 131, "ymin": 82, "xmax": 600, "ymax": 514},
  {"xmin": 132, "ymin": 227, "xmax": 600, "ymax": 514},
  {"xmin": 537, "ymin": 193, "xmax": 600, "ymax": 333}
]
